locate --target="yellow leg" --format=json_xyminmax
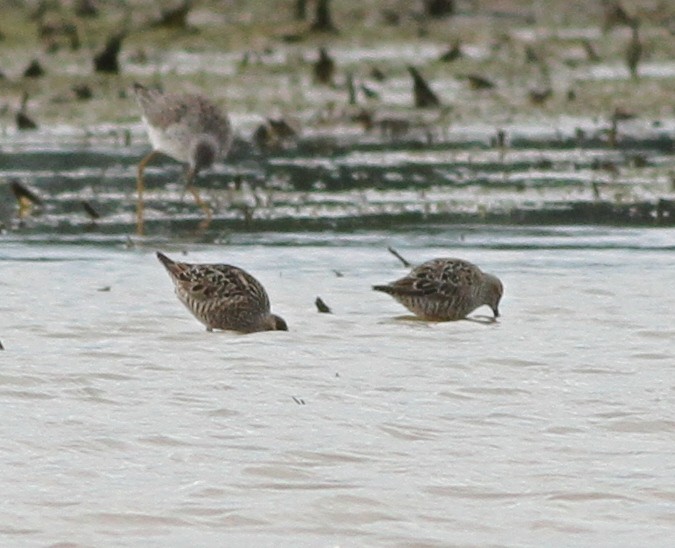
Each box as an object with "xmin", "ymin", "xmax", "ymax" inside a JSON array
[
  {"xmin": 17, "ymin": 199, "xmax": 32, "ymax": 220},
  {"xmin": 186, "ymin": 184, "xmax": 212, "ymax": 219},
  {"xmin": 136, "ymin": 150, "xmax": 157, "ymax": 235},
  {"xmin": 185, "ymin": 169, "xmax": 213, "ymax": 230}
]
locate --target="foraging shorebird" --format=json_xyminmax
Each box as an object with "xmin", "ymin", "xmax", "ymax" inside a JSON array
[
  {"xmin": 373, "ymin": 258, "xmax": 503, "ymax": 321},
  {"xmin": 132, "ymin": 83, "xmax": 233, "ymax": 234},
  {"xmin": 156, "ymin": 252, "xmax": 287, "ymax": 333}
]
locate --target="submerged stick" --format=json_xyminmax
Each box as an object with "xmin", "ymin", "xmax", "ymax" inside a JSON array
[
  {"xmin": 315, "ymin": 296, "xmax": 332, "ymax": 313},
  {"xmin": 387, "ymin": 246, "xmax": 411, "ymax": 267},
  {"xmin": 81, "ymin": 200, "xmax": 100, "ymax": 221}
]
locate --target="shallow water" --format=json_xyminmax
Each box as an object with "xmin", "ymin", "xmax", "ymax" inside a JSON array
[
  {"xmin": 2, "ymin": 122, "xmax": 674, "ymax": 240},
  {"xmin": 1, "ymin": 226, "xmax": 674, "ymax": 546}
]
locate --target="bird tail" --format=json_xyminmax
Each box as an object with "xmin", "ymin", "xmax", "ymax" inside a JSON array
[{"xmin": 373, "ymin": 284, "xmax": 426, "ymax": 297}]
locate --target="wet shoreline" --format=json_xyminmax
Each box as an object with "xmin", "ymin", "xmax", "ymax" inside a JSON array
[{"xmin": 1, "ymin": 1, "xmax": 674, "ymax": 236}]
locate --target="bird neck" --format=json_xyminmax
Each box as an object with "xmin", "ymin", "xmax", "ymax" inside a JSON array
[{"xmin": 191, "ymin": 136, "xmax": 218, "ymax": 173}]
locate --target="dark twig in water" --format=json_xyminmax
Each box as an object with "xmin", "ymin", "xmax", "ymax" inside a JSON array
[
  {"xmin": 581, "ymin": 39, "xmax": 600, "ymax": 62},
  {"xmin": 315, "ymin": 296, "xmax": 332, "ymax": 313},
  {"xmin": 0, "ymin": 340, "xmax": 4, "ymax": 350},
  {"xmin": 16, "ymin": 92, "xmax": 38, "ymax": 130},
  {"xmin": 370, "ymin": 66, "xmax": 386, "ymax": 81},
  {"xmin": 313, "ymin": 47, "xmax": 335, "ymax": 85},
  {"xmin": 360, "ymin": 83, "xmax": 379, "ymax": 100},
  {"xmin": 151, "ymin": 0, "xmax": 193, "ymax": 29},
  {"xmin": 592, "ymin": 181, "xmax": 601, "ymax": 200},
  {"xmin": 346, "ymin": 72, "xmax": 356, "ymax": 105},
  {"xmin": 439, "ymin": 40, "xmax": 462, "ymax": 62},
  {"xmin": 311, "ymin": 0, "xmax": 338, "ymax": 33},
  {"xmin": 424, "ymin": 0, "xmax": 455, "ymax": 18},
  {"xmin": 75, "ymin": 0, "xmax": 99, "ymax": 18},
  {"xmin": 625, "ymin": 19, "xmax": 642, "ymax": 79},
  {"xmin": 94, "ymin": 33, "xmax": 124, "ymax": 73},
  {"xmin": 16, "ymin": 111, "xmax": 38, "ymax": 130},
  {"xmin": 295, "ymin": 0, "xmax": 307, "ymax": 21},
  {"xmin": 81, "ymin": 200, "xmax": 100, "ymax": 221},
  {"xmin": 10, "ymin": 179, "xmax": 43, "ymax": 212},
  {"xmin": 23, "ymin": 59, "xmax": 45, "ymax": 78},
  {"xmin": 408, "ymin": 66, "xmax": 440, "ymax": 108},
  {"xmin": 602, "ymin": 1, "xmax": 633, "ymax": 32},
  {"xmin": 72, "ymin": 83, "xmax": 93, "ymax": 101},
  {"xmin": 528, "ymin": 87, "xmax": 552, "ymax": 105},
  {"xmin": 292, "ymin": 396, "xmax": 306, "ymax": 405},
  {"xmin": 463, "ymin": 73, "xmax": 496, "ymax": 90},
  {"xmin": 387, "ymin": 246, "xmax": 411, "ymax": 267}
]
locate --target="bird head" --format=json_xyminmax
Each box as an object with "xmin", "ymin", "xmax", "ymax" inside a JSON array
[
  {"xmin": 264, "ymin": 314, "xmax": 288, "ymax": 331},
  {"xmin": 188, "ymin": 136, "xmax": 218, "ymax": 182},
  {"xmin": 483, "ymin": 273, "xmax": 504, "ymax": 318}
]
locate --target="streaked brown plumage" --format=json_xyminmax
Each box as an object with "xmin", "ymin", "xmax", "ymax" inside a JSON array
[
  {"xmin": 157, "ymin": 252, "xmax": 287, "ymax": 333},
  {"xmin": 373, "ymin": 258, "xmax": 503, "ymax": 321}
]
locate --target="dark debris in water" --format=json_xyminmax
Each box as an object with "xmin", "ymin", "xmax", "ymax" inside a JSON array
[
  {"xmin": 315, "ymin": 297, "xmax": 332, "ymax": 313},
  {"xmin": 10, "ymin": 180, "xmax": 43, "ymax": 207},
  {"xmin": 81, "ymin": 200, "xmax": 100, "ymax": 221},
  {"xmin": 388, "ymin": 247, "xmax": 412, "ymax": 267},
  {"xmin": 93, "ymin": 33, "xmax": 124, "ymax": 73}
]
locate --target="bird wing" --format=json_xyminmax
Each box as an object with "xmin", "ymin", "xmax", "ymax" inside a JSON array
[
  {"xmin": 175, "ymin": 264, "xmax": 271, "ymax": 311},
  {"xmin": 139, "ymin": 92, "xmax": 193, "ymax": 130},
  {"xmin": 434, "ymin": 259, "xmax": 481, "ymax": 299},
  {"xmin": 147, "ymin": 93, "xmax": 229, "ymax": 141},
  {"xmin": 390, "ymin": 259, "xmax": 478, "ymax": 300}
]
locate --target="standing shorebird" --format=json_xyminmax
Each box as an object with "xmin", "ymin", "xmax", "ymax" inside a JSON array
[
  {"xmin": 132, "ymin": 83, "xmax": 233, "ymax": 234},
  {"xmin": 156, "ymin": 252, "xmax": 288, "ymax": 333},
  {"xmin": 373, "ymin": 258, "xmax": 503, "ymax": 321}
]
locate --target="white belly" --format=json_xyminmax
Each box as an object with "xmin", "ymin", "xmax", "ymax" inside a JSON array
[{"xmin": 144, "ymin": 117, "xmax": 191, "ymax": 163}]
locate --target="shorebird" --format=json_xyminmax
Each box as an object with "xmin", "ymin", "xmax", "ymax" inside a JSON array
[
  {"xmin": 132, "ymin": 83, "xmax": 233, "ymax": 234},
  {"xmin": 156, "ymin": 252, "xmax": 288, "ymax": 333},
  {"xmin": 373, "ymin": 258, "xmax": 503, "ymax": 321}
]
